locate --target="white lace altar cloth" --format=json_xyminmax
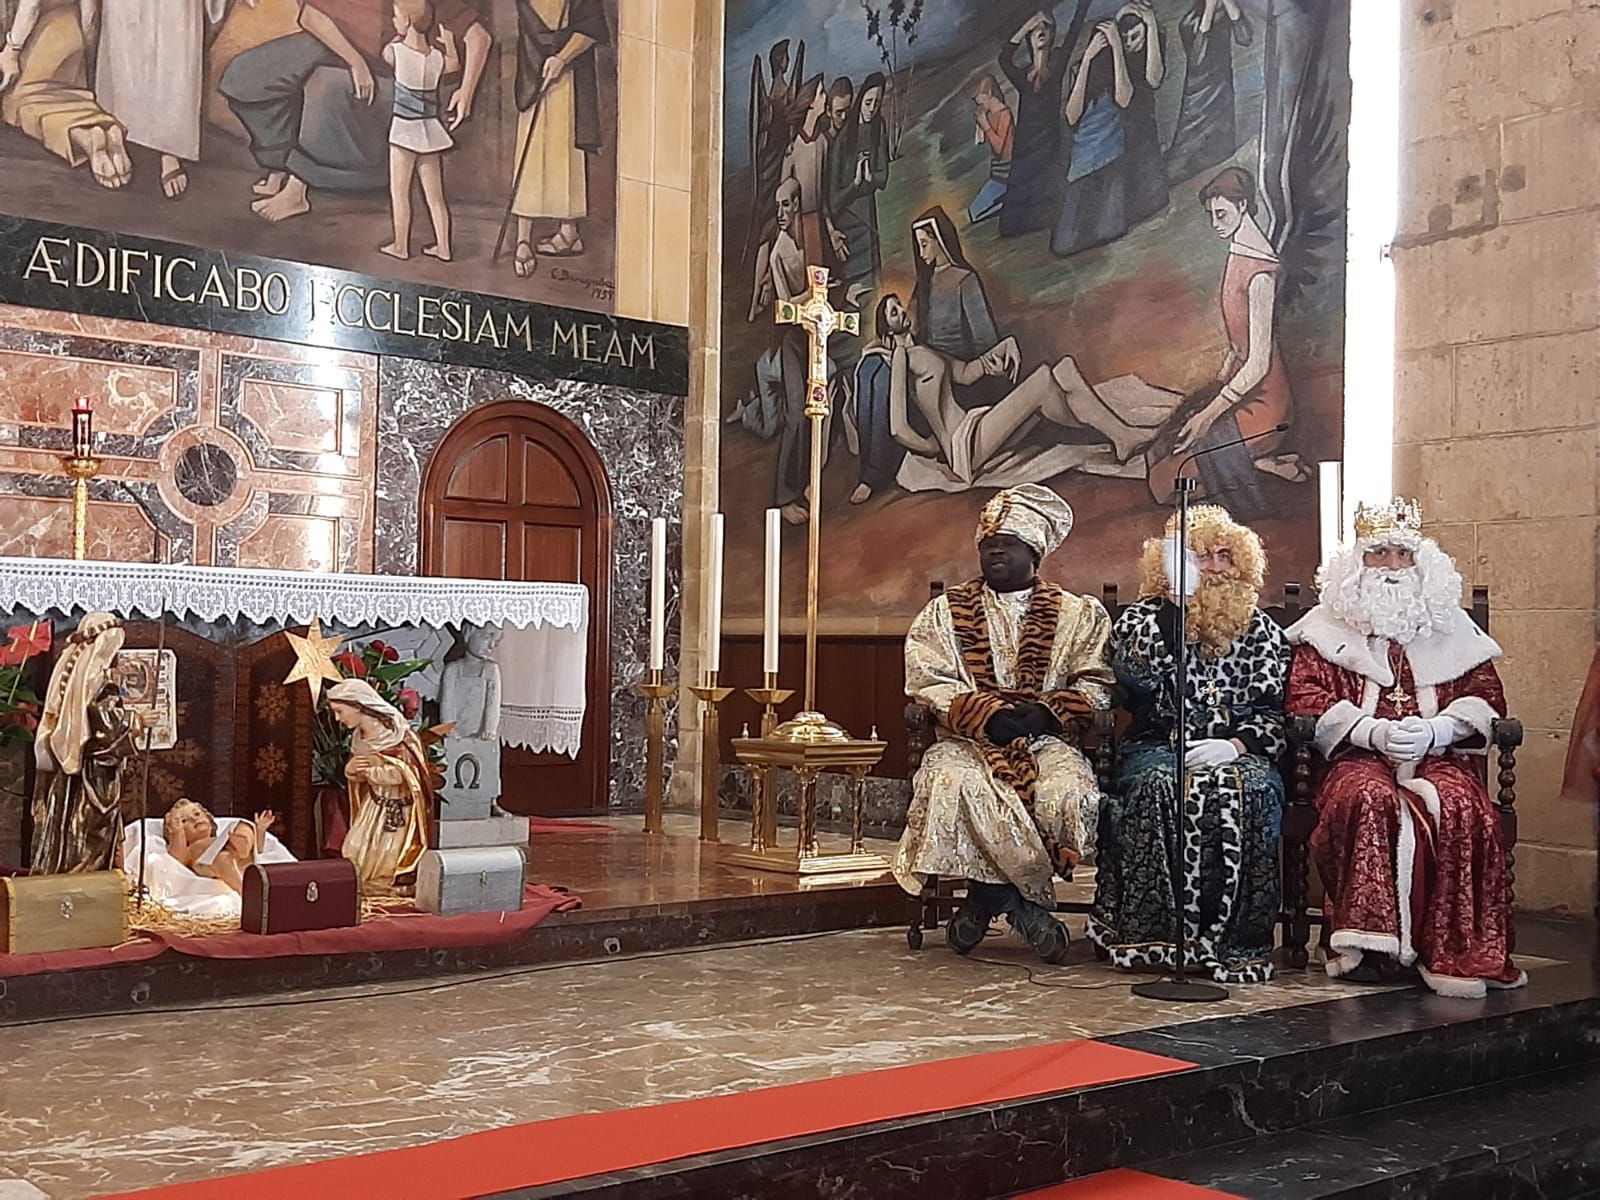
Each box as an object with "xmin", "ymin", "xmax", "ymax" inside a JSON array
[{"xmin": 0, "ymin": 557, "xmax": 590, "ymax": 758}]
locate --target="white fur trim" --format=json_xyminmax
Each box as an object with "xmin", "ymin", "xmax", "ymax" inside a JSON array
[
  {"xmin": 1316, "ymin": 700, "xmax": 1369, "ymax": 757},
  {"xmin": 1393, "ymin": 794, "xmax": 1420, "ymax": 966},
  {"xmin": 1402, "ymin": 774, "xmax": 1442, "ymax": 825},
  {"xmin": 1325, "ymin": 948, "xmax": 1364, "ymax": 979},
  {"xmin": 1418, "ymin": 965, "xmax": 1488, "ymax": 1000},
  {"xmin": 1488, "ymin": 971, "xmax": 1529, "ymax": 991},
  {"xmin": 1417, "ymin": 685, "xmax": 1439, "ymax": 719},
  {"xmin": 1289, "ymin": 606, "xmax": 1501, "ymax": 689},
  {"xmin": 1404, "ymin": 614, "xmax": 1502, "ymax": 688},
  {"xmin": 1328, "ymin": 929, "xmax": 1399, "ymax": 957},
  {"xmin": 1439, "ymin": 695, "xmax": 1499, "ymax": 747},
  {"xmin": 1287, "ymin": 609, "xmax": 1393, "ymax": 686}
]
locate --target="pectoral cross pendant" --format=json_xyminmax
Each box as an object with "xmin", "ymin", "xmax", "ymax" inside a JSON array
[
  {"xmin": 1201, "ymin": 681, "xmax": 1222, "ymax": 707},
  {"xmin": 1386, "ymin": 684, "xmax": 1412, "ymax": 713}
]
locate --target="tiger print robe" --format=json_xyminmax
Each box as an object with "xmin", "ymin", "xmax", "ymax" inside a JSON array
[{"xmin": 893, "ymin": 580, "xmax": 1114, "ymax": 907}]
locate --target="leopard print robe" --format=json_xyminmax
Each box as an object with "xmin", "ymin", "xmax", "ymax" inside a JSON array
[{"xmin": 893, "ymin": 580, "xmax": 1113, "ymax": 907}]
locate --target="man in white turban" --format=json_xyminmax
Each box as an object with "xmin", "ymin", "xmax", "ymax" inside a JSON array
[
  {"xmin": 1286, "ymin": 499, "xmax": 1522, "ymax": 998},
  {"xmin": 894, "ymin": 484, "xmax": 1113, "ymax": 963}
]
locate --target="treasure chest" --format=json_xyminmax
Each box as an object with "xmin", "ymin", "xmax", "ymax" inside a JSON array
[
  {"xmin": 416, "ymin": 846, "xmax": 526, "ymax": 916},
  {"xmin": 241, "ymin": 860, "xmax": 360, "ymax": 936},
  {"xmin": 0, "ymin": 870, "xmax": 127, "ymax": 955}
]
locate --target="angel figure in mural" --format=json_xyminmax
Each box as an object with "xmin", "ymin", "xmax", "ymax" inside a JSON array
[
  {"xmin": 741, "ymin": 38, "xmax": 806, "ymax": 278},
  {"xmin": 1165, "ymin": 0, "xmax": 1252, "ymax": 184},
  {"xmin": 1053, "ymin": 4, "xmax": 1168, "ymax": 259},
  {"xmin": 504, "ymin": 0, "xmax": 610, "ymax": 278},
  {"xmin": 867, "ymin": 294, "xmax": 1160, "ymax": 494},
  {"xmin": 0, "ymin": 0, "xmax": 131, "ymax": 189}
]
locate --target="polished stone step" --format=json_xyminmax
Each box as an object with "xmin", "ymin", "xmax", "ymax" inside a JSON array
[{"xmin": 1145, "ymin": 1062, "xmax": 1600, "ymax": 1199}]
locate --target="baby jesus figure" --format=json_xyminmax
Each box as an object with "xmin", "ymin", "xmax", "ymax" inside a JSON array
[{"xmin": 162, "ymin": 799, "xmax": 277, "ymax": 894}]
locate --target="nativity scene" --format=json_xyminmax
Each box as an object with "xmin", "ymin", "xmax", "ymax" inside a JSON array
[{"xmin": 0, "ymin": 1, "xmax": 1592, "ymax": 1197}]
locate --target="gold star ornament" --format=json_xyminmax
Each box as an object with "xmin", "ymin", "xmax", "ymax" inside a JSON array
[{"xmin": 282, "ymin": 619, "xmax": 345, "ymax": 705}]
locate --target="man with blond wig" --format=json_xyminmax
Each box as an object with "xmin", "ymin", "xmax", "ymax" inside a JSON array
[
  {"xmin": 894, "ymin": 484, "xmax": 1113, "ymax": 964},
  {"xmin": 1090, "ymin": 506, "xmax": 1289, "ymax": 982},
  {"xmin": 1286, "ymin": 499, "xmax": 1521, "ymax": 998}
]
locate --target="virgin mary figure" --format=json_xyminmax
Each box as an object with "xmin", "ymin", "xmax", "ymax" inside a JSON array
[
  {"xmin": 32, "ymin": 611, "xmax": 142, "ymax": 874},
  {"xmin": 327, "ymin": 678, "xmax": 434, "ymax": 896}
]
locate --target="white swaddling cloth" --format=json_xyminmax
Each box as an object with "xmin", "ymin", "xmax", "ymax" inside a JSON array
[{"xmin": 122, "ymin": 818, "xmax": 297, "ymax": 920}]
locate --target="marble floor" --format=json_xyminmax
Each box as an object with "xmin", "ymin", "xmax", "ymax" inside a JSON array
[{"xmin": 1, "ymin": 913, "xmax": 1390, "ymax": 1200}]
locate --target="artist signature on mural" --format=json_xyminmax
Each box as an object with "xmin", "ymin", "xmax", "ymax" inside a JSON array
[{"xmin": 550, "ymin": 267, "xmax": 614, "ymax": 304}]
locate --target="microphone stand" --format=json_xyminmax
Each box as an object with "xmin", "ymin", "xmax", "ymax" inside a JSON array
[{"xmin": 1132, "ymin": 423, "xmax": 1290, "ymax": 1004}]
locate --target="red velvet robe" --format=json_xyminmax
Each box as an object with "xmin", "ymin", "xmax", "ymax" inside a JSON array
[{"xmin": 1287, "ymin": 641, "xmax": 1521, "ymax": 994}]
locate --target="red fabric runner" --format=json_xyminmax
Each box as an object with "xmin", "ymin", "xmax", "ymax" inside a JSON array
[{"xmin": 0, "ymin": 884, "xmax": 580, "ymax": 978}]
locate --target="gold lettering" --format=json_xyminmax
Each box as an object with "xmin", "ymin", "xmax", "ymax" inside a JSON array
[
  {"xmin": 234, "ymin": 267, "xmax": 263, "ymax": 313},
  {"xmin": 504, "ymin": 311, "xmax": 532, "ymax": 352},
  {"xmin": 579, "ymin": 323, "xmax": 604, "ymax": 362},
  {"xmin": 390, "ymin": 291, "xmax": 416, "ymax": 337},
  {"xmin": 263, "ymin": 273, "xmax": 292, "ymax": 316},
  {"xmin": 198, "ymin": 265, "xmax": 231, "ymax": 307},
  {"xmin": 117, "ymin": 248, "xmax": 148, "ymax": 295},
  {"xmin": 23, "ymin": 237, "xmax": 70, "ymax": 287},
  {"xmin": 473, "ymin": 307, "xmax": 502, "ymax": 349},
  {"xmin": 440, "ymin": 299, "xmax": 465, "ymax": 341},
  {"xmin": 336, "ymin": 285, "xmax": 365, "ymax": 327},
  {"xmin": 415, "ymin": 295, "xmax": 439, "ymax": 339},
  {"xmin": 628, "ymin": 334, "xmax": 657, "ymax": 370},
  {"xmin": 75, "ymin": 241, "xmax": 108, "ymax": 290},
  {"xmin": 163, "ymin": 257, "xmax": 197, "ymax": 303},
  {"xmin": 603, "ymin": 330, "xmax": 627, "ymax": 365},
  {"xmin": 552, "ymin": 320, "xmax": 580, "ymax": 357},
  {"xmin": 363, "ymin": 288, "xmax": 393, "ymax": 332}
]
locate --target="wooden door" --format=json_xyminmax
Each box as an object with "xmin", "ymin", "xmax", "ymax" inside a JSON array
[{"xmin": 421, "ymin": 401, "xmax": 612, "ymax": 815}]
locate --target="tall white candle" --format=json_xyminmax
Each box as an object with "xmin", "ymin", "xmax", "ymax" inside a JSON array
[
  {"xmin": 1318, "ymin": 461, "xmax": 1342, "ymax": 567},
  {"xmin": 649, "ymin": 517, "xmax": 666, "ymax": 671},
  {"xmin": 763, "ymin": 508, "xmax": 781, "ymax": 675},
  {"xmin": 706, "ymin": 513, "xmax": 725, "ymax": 675}
]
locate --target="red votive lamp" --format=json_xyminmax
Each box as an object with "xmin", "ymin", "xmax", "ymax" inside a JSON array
[{"xmin": 71, "ymin": 395, "xmax": 93, "ymax": 459}]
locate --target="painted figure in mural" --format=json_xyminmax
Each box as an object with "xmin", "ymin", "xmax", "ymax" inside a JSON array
[
  {"xmin": 869, "ymin": 294, "xmax": 1151, "ymax": 492},
  {"xmin": 996, "ymin": 10, "xmax": 1066, "ymax": 238},
  {"xmin": 220, "ymin": 0, "xmax": 490, "ymax": 225},
  {"xmin": 850, "ymin": 299, "xmax": 905, "ymax": 505},
  {"xmin": 967, "ymin": 74, "xmax": 1014, "ymax": 226},
  {"xmin": 328, "ymin": 677, "xmax": 434, "ymax": 895},
  {"xmin": 780, "ymin": 74, "xmax": 834, "ymax": 274},
  {"xmin": 0, "ymin": 0, "xmax": 132, "ymax": 189},
  {"xmin": 743, "ymin": 38, "xmax": 805, "ymax": 278},
  {"xmin": 1286, "ymin": 501, "xmax": 1523, "ymax": 999},
  {"xmin": 1090, "ymin": 507, "xmax": 1288, "ymax": 983},
  {"xmin": 382, "ymin": 0, "xmax": 459, "ymax": 262},
  {"xmin": 1165, "ymin": 0, "xmax": 1252, "ymax": 184},
  {"xmin": 505, "ymin": 0, "xmax": 611, "ymax": 278},
  {"xmin": 81, "ymin": 0, "xmax": 255, "ymax": 200},
  {"xmin": 895, "ymin": 485, "xmax": 1112, "ymax": 964},
  {"xmin": 728, "ymin": 177, "xmax": 806, "ymax": 446},
  {"xmin": 825, "ymin": 70, "xmax": 888, "ymax": 291},
  {"xmin": 31, "ymin": 613, "xmax": 146, "ymax": 874},
  {"xmin": 909, "ymin": 206, "xmax": 1000, "ymax": 367},
  {"xmin": 1053, "ymin": 5, "xmax": 1168, "ymax": 259}
]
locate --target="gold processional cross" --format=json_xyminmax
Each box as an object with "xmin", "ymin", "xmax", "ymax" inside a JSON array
[{"xmin": 774, "ymin": 266, "xmax": 858, "ymax": 723}]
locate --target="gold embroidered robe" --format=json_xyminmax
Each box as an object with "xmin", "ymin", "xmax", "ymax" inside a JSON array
[{"xmin": 893, "ymin": 580, "xmax": 1113, "ymax": 907}]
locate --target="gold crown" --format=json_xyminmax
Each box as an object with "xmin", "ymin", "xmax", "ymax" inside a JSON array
[{"xmin": 1353, "ymin": 498, "xmax": 1423, "ymax": 541}]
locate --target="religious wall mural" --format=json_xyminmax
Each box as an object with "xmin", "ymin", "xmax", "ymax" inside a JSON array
[
  {"xmin": 0, "ymin": 0, "xmax": 619, "ymax": 313},
  {"xmin": 720, "ymin": 0, "xmax": 1351, "ymax": 621}
]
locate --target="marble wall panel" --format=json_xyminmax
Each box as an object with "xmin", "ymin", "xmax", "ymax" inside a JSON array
[
  {"xmin": 375, "ymin": 360, "xmax": 685, "ymax": 808},
  {"xmin": 0, "ymin": 305, "xmax": 376, "ymax": 571}
]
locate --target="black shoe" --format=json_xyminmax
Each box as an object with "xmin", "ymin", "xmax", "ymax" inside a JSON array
[
  {"xmin": 946, "ymin": 904, "xmax": 989, "ymax": 955},
  {"xmin": 1011, "ymin": 901, "xmax": 1070, "ymax": 965}
]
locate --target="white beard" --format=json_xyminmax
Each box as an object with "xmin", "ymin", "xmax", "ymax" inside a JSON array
[{"xmin": 1348, "ymin": 568, "xmax": 1432, "ymax": 644}]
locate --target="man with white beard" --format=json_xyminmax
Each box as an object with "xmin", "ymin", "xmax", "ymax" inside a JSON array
[{"xmin": 1286, "ymin": 499, "xmax": 1523, "ymax": 998}]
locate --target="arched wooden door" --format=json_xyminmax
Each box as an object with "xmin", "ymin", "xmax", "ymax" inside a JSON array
[{"xmin": 421, "ymin": 401, "xmax": 612, "ymax": 815}]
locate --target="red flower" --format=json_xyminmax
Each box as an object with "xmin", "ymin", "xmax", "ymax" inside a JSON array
[
  {"xmin": 398, "ymin": 687, "xmax": 421, "ymax": 719},
  {"xmin": 333, "ymin": 650, "xmax": 366, "ymax": 678},
  {"xmin": 381, "ymin": 644, "xmax": 399, "ymax": 663},
  {"xmin": 0, "ymin": 622, "xmax": 51, "ymax": 667}
]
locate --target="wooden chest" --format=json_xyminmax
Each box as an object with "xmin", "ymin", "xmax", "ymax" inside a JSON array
[
  {"xmin": 416, "ymin": 847, "xmax": 526, "ymax": 916},
  {"xmin": 0, "ymin": 870, "xmax": 127, "ymax": 955},
  {"xmin": 240, "ymin": 860, "xmax": 360, "ymax": 935}
]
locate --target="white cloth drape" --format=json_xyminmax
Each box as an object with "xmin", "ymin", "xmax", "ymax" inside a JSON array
[{"xmin": 496, "ymin": 622, "xmax": 589, "ymax": 758}]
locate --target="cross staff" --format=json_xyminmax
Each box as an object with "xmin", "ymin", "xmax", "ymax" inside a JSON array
[{"xmin": 774, "ymin": 265, "xmax": 858, "ymax": 716}]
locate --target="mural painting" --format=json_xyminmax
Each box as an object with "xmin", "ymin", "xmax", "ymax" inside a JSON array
[
  {"xmin": 720, "ymin": 0, "xmax": 1350, "ymax": 622},
  {"xmin": 0, "ymin": 0, "xmax": 618, "ymax": 311}
]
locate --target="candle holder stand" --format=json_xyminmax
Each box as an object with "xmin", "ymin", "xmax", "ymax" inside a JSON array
[
  {"xmin": 688, "ymin": 670, "xmax": 735, "ymax": 843},
  {"xmin": 634, "ymin": 668, "xmax": 676, "ymax": 835},
  {"xmin": 742, "ymin": 672, "xmax": 794, "ymax": 851},
  {"xmin": 62, "ymin": 455, "xmax": 101, "ymax": 561}
]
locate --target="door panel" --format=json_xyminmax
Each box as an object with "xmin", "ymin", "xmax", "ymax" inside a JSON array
[{"xmin": 422, "ymin": 402, "xmax": 613, "ymax": 816}]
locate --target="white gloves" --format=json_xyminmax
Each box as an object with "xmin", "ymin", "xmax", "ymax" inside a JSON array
[
  {"xmin": 1351, "ymin": 714, "xmax": 1460, "ymax": 763},
  {"xmin": 1186, "ymin": 738, "xmax": 1241, "ymax": 770},
  {"xmin": 1163, "ymin": 533, "xmax": 1202, "ymax": 601},
  {"xmin": 1425, "ymin": 713, "xmax": 1462, "ymax": 749}
]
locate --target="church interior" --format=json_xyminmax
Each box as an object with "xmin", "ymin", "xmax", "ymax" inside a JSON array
[{"xmin": 1, "ymin": 1, "xmax": 1599, "ymax": 1197}]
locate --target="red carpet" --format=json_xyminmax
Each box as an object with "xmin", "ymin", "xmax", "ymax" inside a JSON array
[
  {"xmin": 1017, "ymin": 1170, "xmax": 1240, "ymax": 1198},
  {"xmin": 528, "ymin": 816, "xmax": 612, "ymax": 833},
  {"xmin": 112, "ymin": 1039, "xmax": 1192, "ymax": 1199}
]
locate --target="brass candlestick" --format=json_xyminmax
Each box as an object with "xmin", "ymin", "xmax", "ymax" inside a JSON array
[
  {"xmin": 634, "ymin": 668, "xmax": 675, "ymax": 835},
  {"xmin": 688, "ymin": 670, "xmax": 734, "ymax": 843},
  {"xmin": 62, "ymin": 455, "xmax": 101, "ymax": 561},
  {"xmin": 744, "ymin": 671, "xmax": 794, "ymax": 851}
]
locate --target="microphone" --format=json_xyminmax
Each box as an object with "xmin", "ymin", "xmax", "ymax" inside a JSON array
[{"xmin": 1178, "ymin": 422, "xmax": 1291, "ymax": 476}]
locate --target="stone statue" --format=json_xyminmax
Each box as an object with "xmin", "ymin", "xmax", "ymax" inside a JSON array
[
  {"xmin": 31, "ymin": 612, "xmax": 147, "ymax": 874},
  {"xmin": 438, "ymin": 623, "xmax": 503, "ymax": 740}
]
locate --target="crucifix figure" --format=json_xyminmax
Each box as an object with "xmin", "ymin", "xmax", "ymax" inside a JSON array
[
  {"xmin": 774, "ymin": 265, "xmax": 858, "ymax": 723},
  {"xmin": 1386, "ymin": 682, "xmax": 1412, "ymax": 713}
]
